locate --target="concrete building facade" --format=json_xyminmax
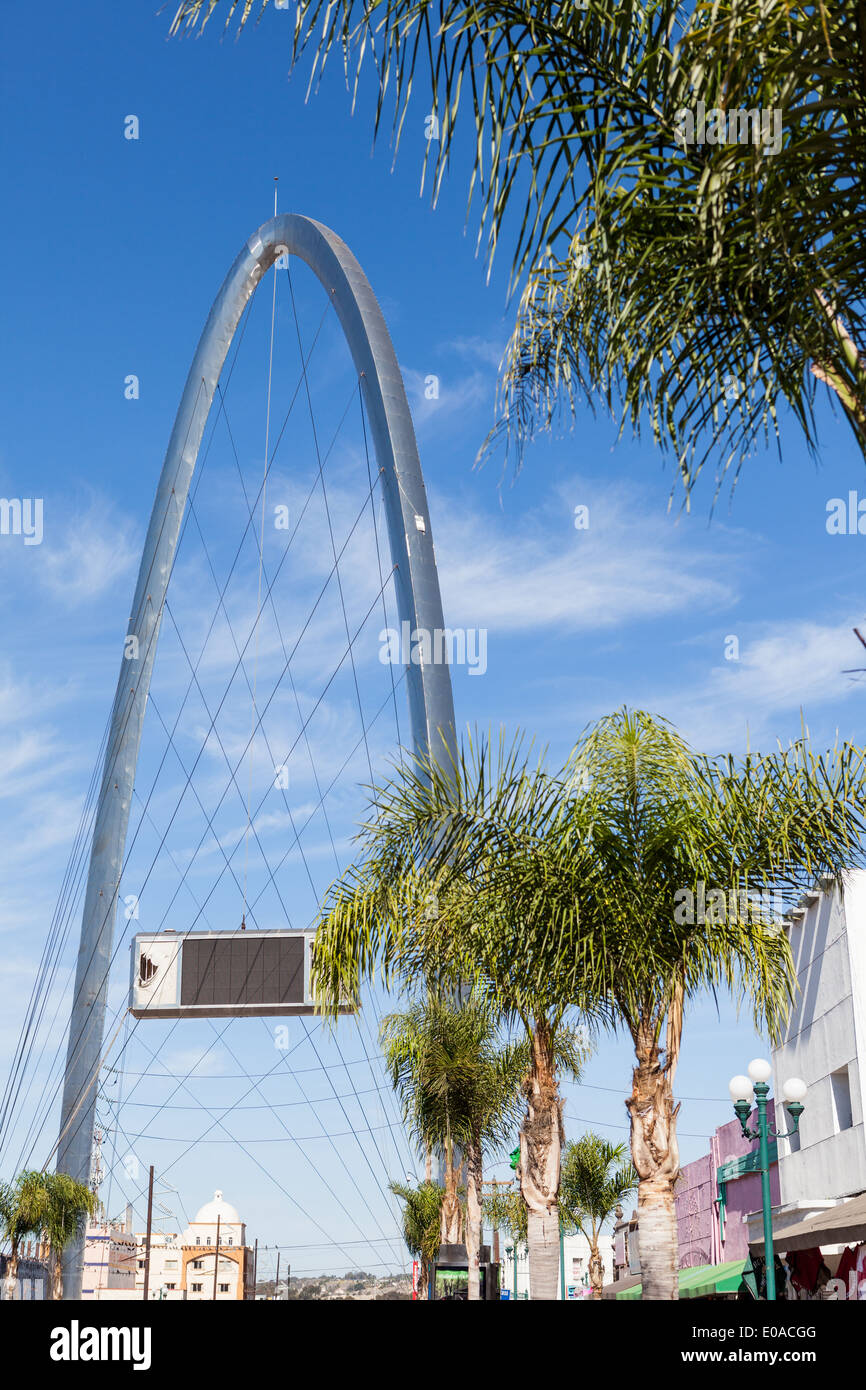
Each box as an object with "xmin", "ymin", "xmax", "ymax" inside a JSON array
[{"xmin": 771, "ymin": 874, "xmax": 866, "ymax": 1207}]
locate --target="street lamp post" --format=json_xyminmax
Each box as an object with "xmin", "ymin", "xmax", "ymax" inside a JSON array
[
  {"xmin": 728, "ymin": 1059, "xmax": 808, "ymax": 1301},
  {"xmin": 559, "ymin": 1223, "xmax": 566, "ymax": 1301}
]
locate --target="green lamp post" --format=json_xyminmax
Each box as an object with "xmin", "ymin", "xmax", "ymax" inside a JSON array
[
  {"xmin": 728, "ymin": 1058, "xmax": 808, "ymax": 1301},
  {"xmin": 560, "ymin": 1223, "xmax": 566, "ymax": 1302}
]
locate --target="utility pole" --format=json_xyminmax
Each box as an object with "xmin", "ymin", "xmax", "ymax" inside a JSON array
[
  {"xmin": 274, "ymin": 1250, "xmax": 280, "ymax": 1301},
  {"xmin": 212, "ymin": 1214, "xmax": 221, "ymax": 1300},
  {"xmin": 252, "ymin": 1238, "xmax": 258, "ymax": 1300},
  {"xmin": 142, "ymin": 1166, "xmax": 154, "ymax": 1303}
]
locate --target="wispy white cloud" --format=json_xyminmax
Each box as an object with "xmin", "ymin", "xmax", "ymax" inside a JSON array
[
  {"xmin": 400, "ymin": 364, "xmax": 489, "ymax": 431},
  {"xmin": 655, "ymin": 615, "xmax": 863, "ymax": 753},
  {"xmin": 38, "ymin": 497, "xmax": 139, "ymax": 606},
  {"xmin": 435, "ymin": 480, "xmax": 744, "ymax": 634}
]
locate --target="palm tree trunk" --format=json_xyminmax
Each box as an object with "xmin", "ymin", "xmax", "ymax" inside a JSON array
[
  {"xmin": 518, "ymin": 1016, "xmax": 563, "ymax": 1300},
  {"xmin": 810, "ymin": 292, "xmax": 866, "ymax": 444},
  {"xmin": 3, "ymin": 1243, "xmax": 19, "ymax": 1301},
  {"xmin": 51, "ymin": 1246, "xmax": 63, "ymax": 1301},
  {"xmin": 589, "ymin": 1236, "xmax": 604, "ymax": 1300},
  {"xmin": 465, "ymin": 1135, "xmax": 483, "ymax": 1301},
  {"xmin": 525, "ymin": 1211, "xmax": 560, "ymax": 1299},
  {"xmin": 626, "ymin": 1004, "xmax": 682, "ymax": 1300},
  {"xmin": 439, "ymin": 1134, "xmax": 463, "ymax": 1246},
  {"xmin": 418, "ymin": 1255, "xmax": 429, "ymax": 1301}
]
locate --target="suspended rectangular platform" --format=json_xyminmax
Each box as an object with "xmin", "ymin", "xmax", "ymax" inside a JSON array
[{"xmin": 129, "ymin": 929, "xmax": 352, "ymax": 1019}]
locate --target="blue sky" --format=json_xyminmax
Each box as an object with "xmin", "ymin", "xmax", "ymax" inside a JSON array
[{"xmin": 1, "ymin": 2, "xmax": 864, "ymax": 1280}]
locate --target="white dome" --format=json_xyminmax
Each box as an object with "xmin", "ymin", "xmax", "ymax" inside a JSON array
[{"xmin": 193, "ymin": 1190, "xmax": 241, "ymax": 1226}]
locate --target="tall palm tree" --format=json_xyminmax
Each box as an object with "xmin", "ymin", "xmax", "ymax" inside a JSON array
[
  {"xmin": 462, "ymin": 714, "xmax": 866, "ymax": 1297},
  {"xmin": 314, "ymin": 715, "xmax": 866, "ymax": 1297},
  {"xmin": 0, "ymin": 1170, "xmax": 49, "ymax": 1301},
  {"xmin": 172, "ymin": 2, "xmax": 865, "ymax": 492},
  {"xmin": 40, "ymin": 1172, "xmax": 98, "ymax": 1301},
  {"xmin": 388, "ymin": 1179, "xmax": 444, "ymax": 1300},
  {"xmin": 559, "ymin": 1134, "xmax": 637, "ymax": 1300},
  {"xmin": 381, "ymin": 996, "xmax": 525, "ymax": 1300},
  {"xmin": 311, "ymin": 738, "xmax": 594, "ymax": 1299},
  {"xmin": 511, "ymin": 1018, "xmax": 588, "ymax": 1300}
]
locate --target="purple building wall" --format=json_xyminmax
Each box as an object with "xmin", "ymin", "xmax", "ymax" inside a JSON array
[{"xmin": 675, "ymin": 1101, "xmax": 780, "ymax": 1268}]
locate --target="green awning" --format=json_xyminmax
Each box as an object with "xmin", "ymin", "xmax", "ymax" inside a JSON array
[{"xmin": 615, "ymin": 1259, "xmax": 747, "ymax": 1300}]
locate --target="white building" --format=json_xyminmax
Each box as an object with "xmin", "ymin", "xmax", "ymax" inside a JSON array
[
  {"xmin": 500, "ymin": 1228, "xmax": 611, "ymax": 1300},
  {"xmin": 772, "ymin": 875, "xmax": 866, "ymax": 1200},
  {"xmin": 87, "ymin": 1189, "xmax": 254, "ymax": 1300},
  {"xmin": 131, "ymin": 1229, "xmax": 187, "ymax": 1300},
  {"xmin": 756, "ymin": 873, "xmax": 866, "ymax": 1248}
]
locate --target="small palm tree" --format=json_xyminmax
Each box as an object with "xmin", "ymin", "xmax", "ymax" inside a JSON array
[
  {"xmin": 388, "ymin": 1179, "xmax": 444, "ymax": 1300},
  {"xmin": 482, "ymin": 1183, "xmax": 527, "ymax": 1250},
  {"xmin": 380, "ymin": 996, "xmax": 525, "ymax": 1300},
  {"xmin": 559, "ymin": 1134, "xmax": 637, "ymax": 1300},
  {"xmin": 481, "ymin": 1182, "xmax": 527, "ymax": 1296},
  {"xmin": 40, "ymin": 1172, "xmax": 98, "ymax": 1300},
  {"xmin": 0, "ymin": 1170, "xmax": 49, "ymax": 1301}
]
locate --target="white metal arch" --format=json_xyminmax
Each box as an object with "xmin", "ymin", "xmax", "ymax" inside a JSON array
[{"xmin": 57, "ymin": 216, "xmax": 457, "ymax": 1297}]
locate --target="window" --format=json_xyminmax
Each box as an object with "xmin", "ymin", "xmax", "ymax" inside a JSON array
[
  {"xmin": 831, "ymin": 1066, "xmax": 854, "ymax": 1132},
  {"xmin": 165, "ymin": 1283, "xmax": 176, "ymax": 1291},
  {"xmin": 227, "ymin": 1237, "xmax": 233, "ymax": 1245},
  {"xmin": 164, "ymin": 1260, "xmax": 177, "ymax": 1270},
  {"xmin": 192, "ymin": 1260, "xmax": 203, "ymax": 1270},
  {"xmin": 137, "ymin": 1260, "xmax": 145, "ymax": 1270},
  {"xmin": 191, "ymin": 1283, "xmax": 202, "ymax": 1292},
  {"xmin": 206, "ymin": 1236, "xmax": 211, "ymax": 1246},
  {"xmin": 219, "ymin": 1282, "xmax": 230, "ymax": 1293}
]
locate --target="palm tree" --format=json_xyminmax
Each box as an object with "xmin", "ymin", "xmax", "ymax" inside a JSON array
[
  {"xmin": 381, "ymin": 996, "xmax": 525, "ymax": 1300},
  {"xmin": 0, "ymin": 1170, "xmax": 49, "ymax": 1301},
  {"xmin": 559, "ymin": 1134, "xmax": 637, "ymax": 1300},
  {"xmin": 314, "ymin": 715, "xmax": 866, "ymax": 1297},
  {"xmin": 388, "ymin": 1179, "xmax": 444, "ymax": 1300},
  {"xmin": 311, "ymin": 738, "xmax": 594, "ymax": 1299},
  {"xmin": 172, "ymin": 2, "xmax": 865, "ymax": 493},
  {"xmin": 482, "ymin": 1182, "xmax": 527, "ymax": 1250},
  {"xmin": 493, "ymin": 0, "xmax": 866, "ymax": 492},
  {"xmin": 465, "ymin": 713, "xmax": 866, "ymax": 1297},
  {"xmin": 40, "ymin": 1172, "xmax": 98, "ymax": 1300},
  {"xmin": 510, "ymin": 1019, "xmax": 588, "ymax": 1300}
]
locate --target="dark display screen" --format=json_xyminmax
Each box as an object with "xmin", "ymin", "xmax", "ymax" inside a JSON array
[{"xmin": 180, "ymin": 935, "xmax": 305, "ymax": 1008}]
